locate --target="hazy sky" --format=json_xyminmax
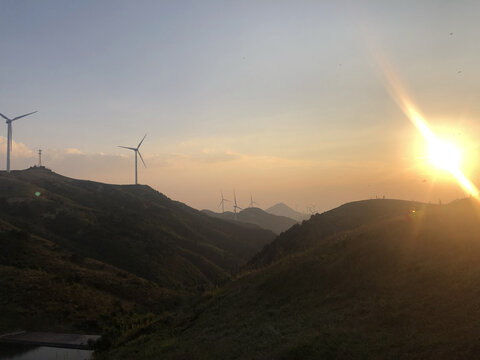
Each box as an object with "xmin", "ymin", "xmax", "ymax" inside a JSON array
[{"xmin": 2, "ymin": 0, "xmax": 480, "ymax": 212}]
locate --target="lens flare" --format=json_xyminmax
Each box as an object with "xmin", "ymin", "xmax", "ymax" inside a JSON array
[{"xmin": 372, "ymin": 51, "xmax": 479, "ymax": 199}]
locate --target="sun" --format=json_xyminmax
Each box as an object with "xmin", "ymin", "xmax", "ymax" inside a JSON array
[
  {"xmin": 427, "ymin": 137, "xmax": 462, "ymax": 173},
  {"xmin": 368, "ymin": 44, "xmax": 480, "ymax": 199},
  {"xmin": 403, "ymin": 110, "xmax": 479, "ymax": 198},
  {"xmin": 418, "ymin": 121, "xmax": 479, "ymax": 198},
  {"xmin": 419, "ymin": 125, "xmax": 479, "ymax": 198}
]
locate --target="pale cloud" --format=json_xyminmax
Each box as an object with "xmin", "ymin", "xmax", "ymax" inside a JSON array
[
  {"xmin": 0, "ymin": 136, "xmax": 36, "ymax": 158},
  {"xmin": 143, "ymin": 149, "xmax": 244, "ymax": 168},
  {"xmin": 64, "ymin": 148, "xmax": 85, "ymax": 155}
]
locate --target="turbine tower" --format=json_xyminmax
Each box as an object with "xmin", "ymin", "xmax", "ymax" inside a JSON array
[
  {"xmin": 118, "ymin": 134, "xmax": 147, "ymax": 185},
  {"xmin": 38, "ymin": 149, "xmax": 42, "ymax": 167},
  {"xmin": 233, "ymin": 190, "xmax": 242, "ymax": 219},
  {"xmin": 249, "ymin": 193, "xmax": 259, "ymax": 208},
  {"xmin": 219, "ymin": 191, "xmax": 231, "ymax": 213},
  {"xmin": 0, "ymin": 111, "xmax": 37, "ymax": 172}
]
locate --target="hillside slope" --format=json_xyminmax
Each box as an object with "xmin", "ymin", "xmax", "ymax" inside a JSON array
[
  {"xmin": 202, "ymin": 207, "xmax": 297, "ymax": 234},
  {"xmin": 99, "ymin": 198, "xmax": 480, "ymax": 359},
  {"xmin": 0, "ymin": 168, "xmax": 275, "ymax": 291},
  {"xmin": 252, "ymin": 199, "xmax": 424, "ymax": 267},
  {"xmin": 0, "ymin": 219, "xmax": 174, "ymax": 333}
]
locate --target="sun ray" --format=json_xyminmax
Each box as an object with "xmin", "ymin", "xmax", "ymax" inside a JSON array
[{"xmin": 371, "ymin": 49, "xmax": 479, "ymax": 199}]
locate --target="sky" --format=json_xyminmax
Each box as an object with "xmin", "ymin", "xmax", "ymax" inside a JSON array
[{"xmin": 2, "ymin": 0, "xmax": 480, "ymax": 212}]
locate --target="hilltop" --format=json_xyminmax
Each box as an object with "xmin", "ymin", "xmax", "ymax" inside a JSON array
[
  {"xmin": 202, "ymin": 207, "xmax": 297, "ymax": 234},
  {"xmin": 266, "ymin": 202, "xmax": 309, "ymax": 222},
  {"xmin": 99, "ymin": 198, "xmax": 480, "ymax": 359},
  {"xmin": 0, "ymin": 168, "xmax": 275, "ymax": 332},
  {"xmin": 251, "ymin": 199, "xmax": 424, "ymax": 267}
]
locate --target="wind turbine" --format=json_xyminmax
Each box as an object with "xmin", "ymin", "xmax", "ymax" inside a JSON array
[
  {"xmin": 118, "ymin": 134, "xmax": 147, "ymax": 185},
  {"xmin": 307, "ymin": 204, "xmax": 317, "ymax": 216},
  {"xmin": 219, "ymin": 191, "xmax": 231, "ymax": 213},
  {"xmin": 249, "ymin": 193, "xmax": 259, "ymax": 208},
  {"xmin": 0, "ymin": 111, "xmax": 37, "ymax": 172},
  {"xmin": 233, "ymin": 190, "xmax": 242, "ymax": 219}
]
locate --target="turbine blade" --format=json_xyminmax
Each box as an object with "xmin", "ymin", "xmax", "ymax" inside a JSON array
[
  {"xmin": 12, "ymin": 111, "xmax": 37, "ymax": 121},
  {"xmin": 224, "ymin": 199, "xmax": 231, "ymax": 202},
  {"xmin": 0, "ymin": 113, "xmax": 11, "ymax": 121},
  {"xmin": 137, "ymin": 133, "xmax": 147, "ymax": 149},
  {"xmin": 138, "ymin": 150, "xmax": 147, "ymax": 168},
  {"xmin": 118, "ymin": 146, "xmax": 136, "ymax": 150}
]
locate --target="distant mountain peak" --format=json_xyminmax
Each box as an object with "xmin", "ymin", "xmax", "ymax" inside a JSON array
[{"xmin": 265, "ymin": 202, "xmax": 309, "ymax": 222}]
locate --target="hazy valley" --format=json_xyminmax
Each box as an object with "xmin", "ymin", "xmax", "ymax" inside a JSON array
[{"xmin": 202, "ymin": 207, "xmax": 299, "ymax": 235}]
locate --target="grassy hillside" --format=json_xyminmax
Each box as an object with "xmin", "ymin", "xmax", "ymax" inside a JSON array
[
  {"xmin": 0, "ymin": 168, "xmax": 275, "ymax": 334},
  {"xmin": 202, "ymin": 207, "xmax": 297, "ymax": 234},
  {"xmin": 251, "ymin": 199, "xmax": 424, "ymax": 267},
  {"xmin": 0, "ymin": 168, "xmax": 275, "ymax": 290},
  {"xmin": 0, "ymin": 219, "xmax": 175, "ymax": 333},
  {"xmin": 98, "ymin": 198, "xmax": 480, "ymax": 359}
]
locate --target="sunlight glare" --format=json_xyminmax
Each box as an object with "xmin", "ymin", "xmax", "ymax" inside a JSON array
[
  {"xmin": 372, "ymin": 51, "xmax": 480, "ymax": 199},
  {"xmin": 427, "ymin": 137, "xmax": 461, "ymax": 172}
]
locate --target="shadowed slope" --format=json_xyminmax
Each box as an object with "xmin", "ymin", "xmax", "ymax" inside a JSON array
[
  {"xmin": 98, "ymin": 198, "xmax": 480, "ymax": 359},
  {"xmin": 251, "ymin": 199, "xmax": 424, "ymax": 267},
  {"xmin": 0, "ymin": 220, "xmax": 174, "ymax": 333},
  {"xmin": 0, "ymin": 168, "xmax": 275, "ymax": 291}
]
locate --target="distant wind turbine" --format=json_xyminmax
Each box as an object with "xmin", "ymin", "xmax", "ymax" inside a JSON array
[
  {"xmin": 0, "ymin": 111, "xmax": 37, "ymax": 172},
  {"xmin": 118, "ymin": 134, "xmax": 147, "ymax": 185},
  {"xmin": 233, "ymin": 190, "xmax": 242, "ymax": 219},
  {"xmin": 219, "ymin": 191, "xmax": 231, "ymax": 213},
  {"xmin": 307, "ymin": 204, "xmax": 317, "ymax": 215},
  {"xmin": 249, "ymin": 193, "xmax": 259, "ymax": 208}
]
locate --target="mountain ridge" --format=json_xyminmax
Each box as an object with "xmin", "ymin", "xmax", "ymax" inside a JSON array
[
  {"xmin": 0, "ymin": 167, "xmax": 276, "ymax": 332},
  {"xmin": 202, "ymin": 207, "xmax": 297, "ymax": 234},
  {"xmin": 0, "ymin": 168, "xmax": 276, "ymax": 286}
]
